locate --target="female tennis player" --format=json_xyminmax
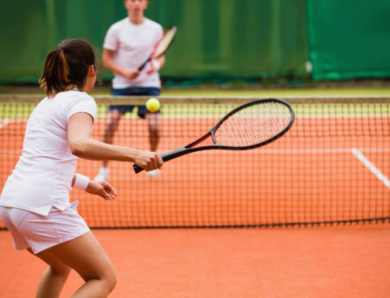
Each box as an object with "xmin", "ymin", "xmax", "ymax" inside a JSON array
[{"xmin": 0, "ymin": 39, "xmax": 163, "ymax": 297}]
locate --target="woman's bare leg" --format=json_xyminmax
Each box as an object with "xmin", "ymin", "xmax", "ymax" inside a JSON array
[
  {"xmin": 28, "ymin": 248, "xmax": 71, "ymax": 298},
  {"xmin": 34, "ymin": 231, "xmax": 116, "ymax": 298}
]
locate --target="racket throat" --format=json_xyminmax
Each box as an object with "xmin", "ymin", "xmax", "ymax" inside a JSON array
[
  {"xmin": 187, "ymin": 132, "xmax": 211, "ymax": 147},
  {"xmin": 161, "ymin": 147, "xmax": 196, "ymax": 162}
]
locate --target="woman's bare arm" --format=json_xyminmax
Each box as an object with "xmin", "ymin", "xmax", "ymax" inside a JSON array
[{"xmin": 67, "ymin": 112, "xmax": 163, "ymax": 171}]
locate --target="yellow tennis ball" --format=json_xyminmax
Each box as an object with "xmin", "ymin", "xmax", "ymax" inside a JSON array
[{"xmin": 146, "ymin": 98, "xmax": 160, "ymax": 112}]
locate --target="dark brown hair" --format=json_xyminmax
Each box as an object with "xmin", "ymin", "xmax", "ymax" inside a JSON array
[{"xmin": 39, "ymin": 39, "xmax": 96, "ymax": 96}]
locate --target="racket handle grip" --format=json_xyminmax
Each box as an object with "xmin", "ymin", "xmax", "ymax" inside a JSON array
[
  {"xmin": 138, "ymin": 57, "xmax": 151, "ymax": 71},
  {"xmin": 132, "ymin": 154, "xmax": 169, "ymax": 174},
  {"xmin": 132, "ymin": 148, "xmax": 187, "ymax": 174},
  {"xmin": 133, "ymin": 164, "xmax": 144, "ymax": 173}
]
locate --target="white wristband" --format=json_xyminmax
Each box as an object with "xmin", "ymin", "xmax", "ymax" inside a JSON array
[
  {"xmin": 152, "ymin": 59, "xmax": 161, "ymax": 71},
  {"xmin": 73, "ymin": 174, "xmax": 90, "ymax": 190}
]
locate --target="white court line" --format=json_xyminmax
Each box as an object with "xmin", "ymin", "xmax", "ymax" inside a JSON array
[
  {"xmin": 351, "ymin": 148, "xmax": 390, "ymax": 189},
  {"xmin": 258, "ymin": 148, "xmax": 390, "ymax": 154},
  {"xmin": 0, "ymin": 119, "xmax": 10, "ymax": 130}
]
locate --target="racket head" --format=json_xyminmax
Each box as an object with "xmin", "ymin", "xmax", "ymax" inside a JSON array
[
  {"xmin": 153, "ymin": 26, "xmax": 177, "ymax": 58},
  {"xmin": 133, "ymin": 98, "xmax": 294, "ymax": 174},
  {"xmin": 210, "ymin": 98, "xmax": 295, "ymax": 150}
]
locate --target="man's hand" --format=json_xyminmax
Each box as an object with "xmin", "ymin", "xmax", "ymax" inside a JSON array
[{"xmin": 122, "ymin": 68, "xmax": 140, "ymax": 79}]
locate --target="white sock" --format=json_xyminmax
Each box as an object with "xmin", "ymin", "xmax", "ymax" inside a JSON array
[
  {"xmin": 99, "ymin": 167, "xmax": 109, "ymax": 176},
  {"xmin": 147, "ymin": 169, "xmax": 160, "ymax": 178}
]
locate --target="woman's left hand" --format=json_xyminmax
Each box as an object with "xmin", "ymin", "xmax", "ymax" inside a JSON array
[{"xmin": 86, "ymin": 180, "xmax": 117, "ymax": 200}]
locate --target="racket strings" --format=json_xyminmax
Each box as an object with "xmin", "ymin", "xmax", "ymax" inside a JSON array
[
  {"xmin": 155, "ymin": 28, "xmax": 176, "ymax": 57},
  {"xmin": 215, "ymin": 102, "xmax": 292, "ymax": 147}
]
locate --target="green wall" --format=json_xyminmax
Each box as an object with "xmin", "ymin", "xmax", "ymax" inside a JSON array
[
  {"xmin": 307, "ymin": 0, "xmax": 390, "ymax": 80},
  {"xmin": 0, "ymin": 0, "xmax": 308, "ymax": 83},
  {"xmin": 1, "ymin": 0, "xmax": 389, "ymax": 83}
]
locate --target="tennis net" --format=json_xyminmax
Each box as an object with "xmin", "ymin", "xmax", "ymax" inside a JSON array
[{"xmin": 0, "ymin": 95, "xmax": 389, "ymax": 228}]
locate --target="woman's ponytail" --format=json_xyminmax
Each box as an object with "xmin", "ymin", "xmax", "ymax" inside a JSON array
[{"xmin": 39, "ymin": 39, "xmax": 95, "ymax": 96}]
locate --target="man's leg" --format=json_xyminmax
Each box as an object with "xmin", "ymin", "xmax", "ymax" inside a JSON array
[
  {"xmin": 146, "ymin": 112, "xmax": 161, "ymax": 152},
  {"xmin": 95, "ymin": 109, "xmax": 123, "ymax": 181}
]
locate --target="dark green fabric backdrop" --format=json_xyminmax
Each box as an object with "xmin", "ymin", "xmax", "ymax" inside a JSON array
[
  {"xmin": 2, "ymin": 0, "xmax": 389, "ymax": 83},
  {"xmin": 0, "ymin": 0, "xmax": 308, "ymax": 83},
  {"xmin": 307, "ymin": 0, "xmax": 390, "ymax": 80}
]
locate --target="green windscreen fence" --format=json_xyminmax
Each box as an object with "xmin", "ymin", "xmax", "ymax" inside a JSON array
[
  {"xmin": 307, "ymin": 0, "xmax": 390, "ymax": 81},
  {"xmin": 0, "ymin": 0, "xmax": 308, "ymax": 83},
  {"xmin": 1, "ymin": 0, "xmax": 389, "ymax": 83}
]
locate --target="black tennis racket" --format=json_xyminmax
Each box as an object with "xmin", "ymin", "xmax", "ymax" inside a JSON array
[
  {"xmin": 133, "ymin": 98, "xmax": 295, "ymax": 173},
  {"xmin": 138, "ymin": 26, "xmax": 177, "ymax": 71}
]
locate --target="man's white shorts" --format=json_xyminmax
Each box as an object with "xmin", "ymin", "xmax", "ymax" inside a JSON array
[{"xmin": 0, "ymin": 201, "xmax": 90, "ymax": 254}]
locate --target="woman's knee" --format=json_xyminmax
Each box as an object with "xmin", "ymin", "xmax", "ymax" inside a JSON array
[
  {"xmin": 103, "ymin": 269, "xmax": 117, "ymax": 293},
  {"xmin": 85, "ymin": 264, "xmax": 117, "ymax": 293},
  {"xmin": 34, "ymin": 249, "xmax": 71, "ymax": 277},
  {"xmin": 49, "ymin": 265, "xmax": 71, "ymax": 278}
]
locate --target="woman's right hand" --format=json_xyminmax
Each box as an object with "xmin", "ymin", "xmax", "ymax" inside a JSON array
[{"xmin": 134, "ymin": 151, "xmax": 163, "ymax": 172}]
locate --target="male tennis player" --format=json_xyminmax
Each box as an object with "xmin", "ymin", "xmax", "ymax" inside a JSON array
[{"xmin": 95, "ymin": 0, "xmax": 165, "ymax": 181}]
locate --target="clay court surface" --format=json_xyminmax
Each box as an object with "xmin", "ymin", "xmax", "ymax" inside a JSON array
[
  {"xmin": 0, "ymin": 100, "xmax": 389, "ymax": 296},
  {"xmin": 0, "ymin": 225, "xmax": 390, "ymax": 297}
]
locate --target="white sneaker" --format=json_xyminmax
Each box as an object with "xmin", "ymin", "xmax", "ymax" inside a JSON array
[
  {"xmin": 94, "ymin": 167, "xmax": 109, "ymax": 182},
  {"xmin": 147, "ymin": 169, "xmax": 160, "ymax": 178}
]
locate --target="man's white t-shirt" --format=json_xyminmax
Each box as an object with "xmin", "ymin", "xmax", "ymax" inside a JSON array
[
  {"xmin": 0, "ymin": 90, "xmax": 97, "ymax": 216},
  {"xmin": 103, "ymin": 17, "xmax": 163, "ymax": 89}
]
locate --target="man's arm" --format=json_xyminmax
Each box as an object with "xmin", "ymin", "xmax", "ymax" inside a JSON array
[{"xmin": 103, "ymin": 49, "xmax": 139, "ymax": 79}]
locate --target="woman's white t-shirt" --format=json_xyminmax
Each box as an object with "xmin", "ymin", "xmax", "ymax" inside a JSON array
[
  {"xmin": 0, "ymin": 90, "xmax": 96, "ymax": 216},
  {"xmin": 103, "ymin": 17, "xmax": 163, "ymax": 89}
]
